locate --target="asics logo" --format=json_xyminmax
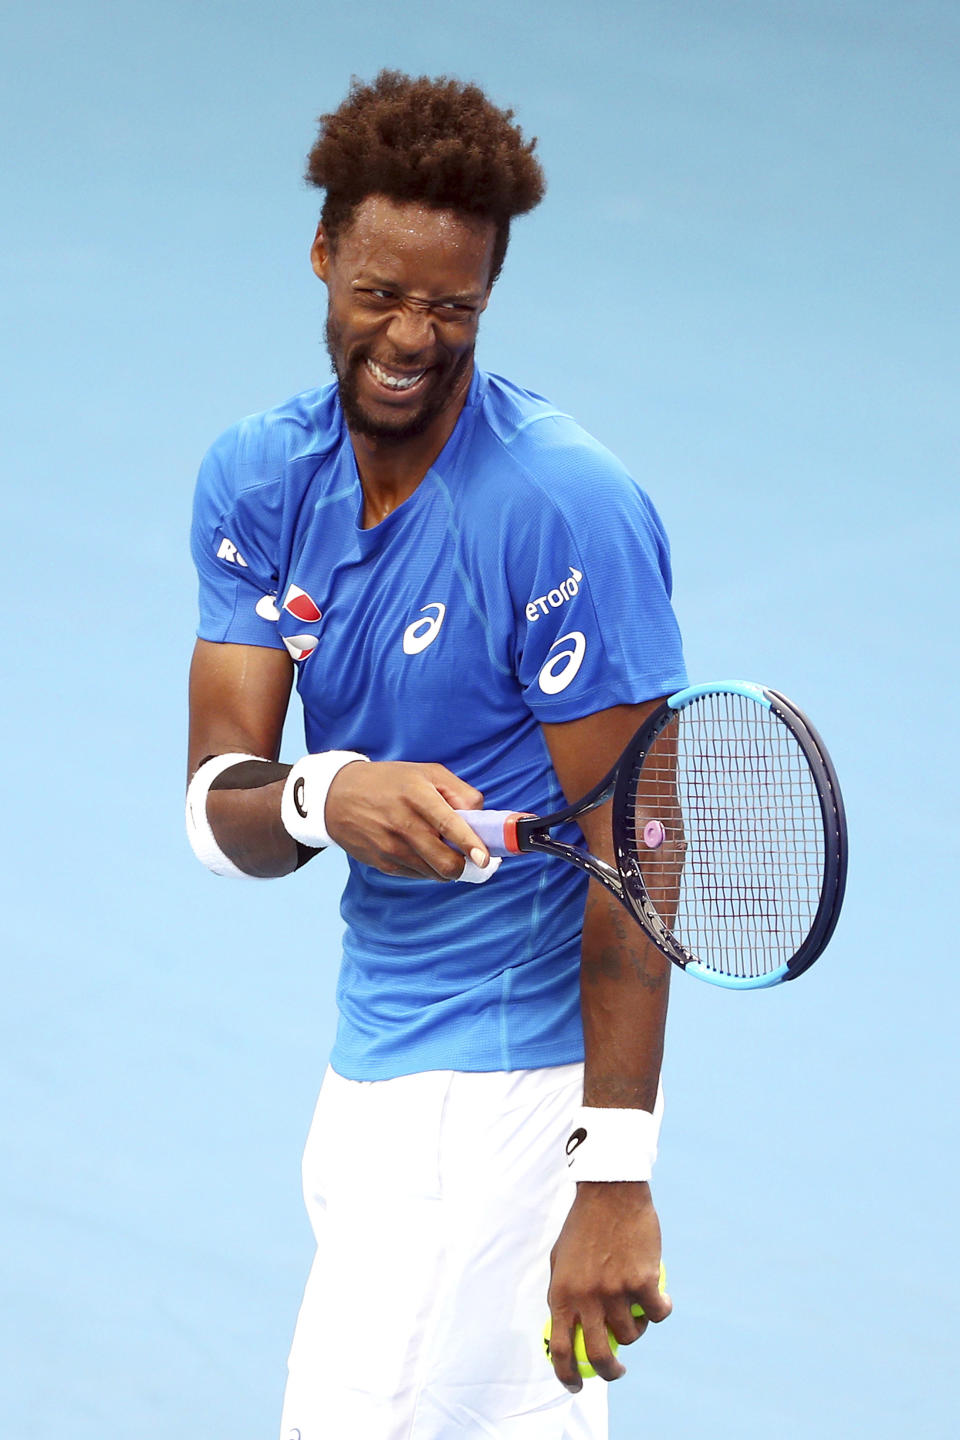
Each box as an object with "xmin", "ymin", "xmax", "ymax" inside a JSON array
[
  {"xmin": 403, "ymin": 603, "xmax": 446, "ymax": 655},
  {"xmin": 565, "ymin": 1127, "xmax": 588, "ymax": 1165},
  {"xmin": 538, "ymin": 632, "xmax": 587, "ymax": 694}
]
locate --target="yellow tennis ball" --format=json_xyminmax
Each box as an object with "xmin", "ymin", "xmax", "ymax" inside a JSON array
[{"xmin": 543, "ymin": 1262, "xmax": 667, "ymax": 1378}]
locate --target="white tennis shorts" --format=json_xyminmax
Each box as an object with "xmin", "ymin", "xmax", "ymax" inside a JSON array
[{"xmin": 279, "ymin": 1063, "xmax": 608, "ymax": 1440}]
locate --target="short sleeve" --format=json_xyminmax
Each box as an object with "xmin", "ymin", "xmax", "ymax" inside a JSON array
[
  {"xmin": 508, "ymin": 445, "xmax": 687, "ymax": 721},
  {"xmin": 190, "ymin": 428, "xmax": 286, "ymax": 649}
]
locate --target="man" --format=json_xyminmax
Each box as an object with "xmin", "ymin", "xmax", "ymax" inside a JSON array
[{"xmin": 186, "ymin": 71, "xmax": 686, "ymax": 1440}]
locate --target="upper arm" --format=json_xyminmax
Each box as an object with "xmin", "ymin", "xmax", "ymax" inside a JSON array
[
  {"xmin": 501, "ymin": 447, "xmax": 685, "ymax": 725},
  {"xmin": 539, "ymin": 700, "xmax": 664, "ymax": 858},
  {"xmin": 187, "ymin": 639, "xmax": 294, "ymax": 782}
]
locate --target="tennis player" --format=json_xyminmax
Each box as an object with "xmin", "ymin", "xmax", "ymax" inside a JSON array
[{"xmin": 186, "ymin": 72, "xmax": 686, "ymax": 1440}]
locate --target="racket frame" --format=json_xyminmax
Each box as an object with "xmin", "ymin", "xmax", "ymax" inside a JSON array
[{"xmin": 512, "ymin": 681, "xmax": 847, "ymax": 990}]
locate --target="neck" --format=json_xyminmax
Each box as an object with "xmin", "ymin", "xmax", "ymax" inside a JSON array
[{"xmin": 349, "ymin": 364, "xmax": 473, "ymax": 528}]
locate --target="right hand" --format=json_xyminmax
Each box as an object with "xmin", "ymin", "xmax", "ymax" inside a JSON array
[{"xmin": 325, "ymin": 761, "xmax": 491, "ymax": 880}]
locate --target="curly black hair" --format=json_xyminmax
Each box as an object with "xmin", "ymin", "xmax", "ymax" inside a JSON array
[{"xmin": 305, "ymin": 71, "xmax": 545, "ymax": 284}]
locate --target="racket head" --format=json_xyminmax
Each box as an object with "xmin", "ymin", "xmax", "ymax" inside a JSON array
[{"xmin": 612, "ymin": 682, "xmax": 847, "ymax": 989}]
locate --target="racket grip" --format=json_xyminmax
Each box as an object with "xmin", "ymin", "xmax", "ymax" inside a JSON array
[{"xmin": 455, "ymin": 809, "xmax": 531, "ymax": 857}]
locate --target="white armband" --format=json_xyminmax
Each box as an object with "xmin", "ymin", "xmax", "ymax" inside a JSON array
[
  {"xmin": 565, "ymin": 1081, "xmax": 664, "ymax": 1182},
  {"xmin": 280, "ymin": 751, "xmax": 370, "ymax": 849},
  {"xmin": 185, "ymin": 752, "xmax": 273, "ymax": 879}
]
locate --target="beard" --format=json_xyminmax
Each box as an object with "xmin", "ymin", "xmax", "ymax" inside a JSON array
[{"xmin": 325, "ymin": 310, "xmax": 473, "ymax": 444}]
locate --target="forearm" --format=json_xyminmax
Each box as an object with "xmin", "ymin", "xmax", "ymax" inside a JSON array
[
  {"xmin": 188, "ymin": 749, "xmax": 492, "ymax": 882},
  {"xmin": 580, "ymin": 876, "xmax": 670, "ymax": 1112},
  {"xmin": 205, "ymin": 770, "xmax": 303, "ymax": 878}
]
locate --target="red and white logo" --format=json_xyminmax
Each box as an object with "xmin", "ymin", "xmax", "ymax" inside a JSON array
[
  {"xmin": 255, "ymin": 593, "xmax": 280, "ymax": 621},
  {"xmin": 283, "ymin": 584, "xmax": 322, "ymax": 624},
  {"xmin": 282, "ymin": 633, "xmax": 319, "ymax": 662}
]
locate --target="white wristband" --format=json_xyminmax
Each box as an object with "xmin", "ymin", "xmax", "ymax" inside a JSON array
[
  {"xmin": 186, "ymin": 752, "xmax": 272, "ymax": 879},
  {"xmin": 280, "ymin": 751, "xmax": 370, "ymax": 848},
  {"xmin": 565, "ymin": 1082, "xmax": 664, "ymax": 1182}
]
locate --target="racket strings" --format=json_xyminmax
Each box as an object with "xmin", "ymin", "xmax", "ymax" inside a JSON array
[{"xmin": 623, "ymin": 693, "xmax": 825, "ymax": 978}]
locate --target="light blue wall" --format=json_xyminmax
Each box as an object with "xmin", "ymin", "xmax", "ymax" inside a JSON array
[{"xmin": 3, "ymin": 4, "xmax": 957, "ymax": 1436}]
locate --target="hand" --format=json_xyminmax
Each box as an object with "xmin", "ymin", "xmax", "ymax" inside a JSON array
[
  {"xmin": 547, "ymin": 1181, "xmax": 672, "ymax": 1391},
  {"xmin": 324, "ymin": 760, "xmax": 491, "ymax": 879}
]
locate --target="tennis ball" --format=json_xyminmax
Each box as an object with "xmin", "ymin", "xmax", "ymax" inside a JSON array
[{"xmin": 543, "ymin": 1261, "xmax": 667, "ymax": 1378}]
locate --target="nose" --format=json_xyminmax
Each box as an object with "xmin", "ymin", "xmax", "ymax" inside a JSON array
[{"xmin": 385, "ymin": 299, "xmax": 436, "ymax": 357}]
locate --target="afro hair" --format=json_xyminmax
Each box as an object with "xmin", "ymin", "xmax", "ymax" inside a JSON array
[{"xmin": 306, "ymin": 71, "xmax": 545, "ymax": 283}]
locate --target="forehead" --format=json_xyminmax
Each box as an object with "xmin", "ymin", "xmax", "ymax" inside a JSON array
[{"xmin": 332, "ymin": 195, "xmax": 495, "ymax": 295}]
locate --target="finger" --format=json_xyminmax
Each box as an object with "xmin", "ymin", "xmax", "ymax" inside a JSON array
[
  {"xmin": 379, "ymin": 859, "xmax": 437, "ymax": 880},
  {"xmin": 578, "ymin": 1313, "xmax": 626, "ymax": 1384},
  {"xmin": 631, "ymin": 1284, "xmax": 673, "ymax": 1325},
  {"xmin": 358, "ymin": 842, "xmax": 439, "ymax": 880},
  {"xmin": 393, "ymin": 777, "xmax": 492, "ymax": 870},
  {"xmin": 545, "ymin": 1312, "xmax": 583, "ymax": 1393},
  {"xmin": 435, "ymin": 810, "xmax": 492, "ymax": 870},
  {"xmin": 376, "ymin": 812, "xmax": 494, "ymax": 881},
  {"xmin": 424, "ymin": 764, "xmax": 485, "ymax": 814},
  {"xmin": 376, "ymin": 820, "xmax": 469, "ymax": 881},
  {"xmin": 604, "ymin": 1300, "xmax": 647, "ymax": 1348}
]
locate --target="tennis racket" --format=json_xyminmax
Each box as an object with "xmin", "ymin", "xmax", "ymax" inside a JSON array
[{"xmin": 459, "ymin": 681, "xmax": 847, "ymax": 989}]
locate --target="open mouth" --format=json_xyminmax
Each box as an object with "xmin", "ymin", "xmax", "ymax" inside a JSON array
[{"xmin": 364, "ymin": 357, "xmax": 429, "ymax": 395}]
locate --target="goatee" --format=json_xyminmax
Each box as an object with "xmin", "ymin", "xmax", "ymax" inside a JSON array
[{"xmin": 325, "ymin": 311, "xmax": 470, "ymax": 443}]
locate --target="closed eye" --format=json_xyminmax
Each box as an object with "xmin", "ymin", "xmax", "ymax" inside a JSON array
[
  {"xmin": 353, "ymin": 287, "xmax": 478, "ymax": 320},
  {"xmin": 436, "ymin": 300, "xmax": 476, "ymax": 319}
]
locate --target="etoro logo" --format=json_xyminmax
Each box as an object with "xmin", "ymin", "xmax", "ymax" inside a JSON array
[
  {"xmin": 403, "ymin": 602, "xmax": 446, "ymax": 655},
  {"xmin": 525, "ymin": 566, "xmax": 582, "ymax": 623},
  {"xmin": 538, "ymin": 631, "xmax": 586, "ymax": 694}
]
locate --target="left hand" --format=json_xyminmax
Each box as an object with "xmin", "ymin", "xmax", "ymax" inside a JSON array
[{"xmin": 546, "ymin": 1180, "xmax": 672, "ymax": 1390}]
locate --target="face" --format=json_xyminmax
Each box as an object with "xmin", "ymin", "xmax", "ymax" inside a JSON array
[{"xmin": 312, "ymin": 195, "xmax": 495, "ymax": 443}]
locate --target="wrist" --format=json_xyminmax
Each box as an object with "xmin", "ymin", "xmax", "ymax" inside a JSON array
[
  {"xmin": 280, "ymin": 750, "xmax": 369, "ymax": 848},
  {"xmin": 564, "ymin": 1083, "xmax": 664, "ymax": 1182}
]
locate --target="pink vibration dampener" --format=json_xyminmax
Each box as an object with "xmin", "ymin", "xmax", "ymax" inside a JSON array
[{"xmin": 642, "ymin": 820, "xmax": 666, "ymax": 850}]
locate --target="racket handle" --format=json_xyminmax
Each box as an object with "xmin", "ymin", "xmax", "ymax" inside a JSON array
[{"xmin": 455, "ymin": 809, "xmax": 533, "ymax": 857}]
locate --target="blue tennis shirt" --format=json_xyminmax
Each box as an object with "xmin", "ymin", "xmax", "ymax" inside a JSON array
[{"xmin": 191, "ymin": 368, "xmax": 687, "ymax": 1079}]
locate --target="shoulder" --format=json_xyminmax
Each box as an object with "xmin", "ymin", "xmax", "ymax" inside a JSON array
[
  {"xmin": 199, "ymin": 382, "xmax": 341, "ymax": 504},
  {"xmin": 470, "ymin": 371, "xmax": 665, "ymax": 538}
]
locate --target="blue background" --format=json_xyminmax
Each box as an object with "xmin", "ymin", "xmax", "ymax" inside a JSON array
[{"xmin": 3, "ymin": 3, "xmax": 957, "ymax": 1436}]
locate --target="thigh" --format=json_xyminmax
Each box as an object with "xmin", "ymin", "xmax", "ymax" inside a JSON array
[{"xmin": 280, "ymin": 1065, "xmax": 608, "ymax": 1440}]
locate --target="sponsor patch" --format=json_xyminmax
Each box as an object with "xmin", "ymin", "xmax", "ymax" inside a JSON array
[
  {"xmin": 282, "ymin": 633, "xmax": 319, "ymax": 661},
  {"xmin": 526, "ymin": 566, "xmax": 582, "ymax": 622},
  {"xmin": 255, "ymin": 594, "xmax": 280, "ymax": 621},
  {"xmin": 216, "ymin": 537, "xmax": 248, "ymax": 567},
  {"xmin": 283, "ymin": 584, "xmax": 322, "ymax": 624}
]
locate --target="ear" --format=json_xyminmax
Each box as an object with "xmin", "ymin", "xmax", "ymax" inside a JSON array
[{"xmin": 310, "ymin": 224, "xmax": 331, "ymax": 283}]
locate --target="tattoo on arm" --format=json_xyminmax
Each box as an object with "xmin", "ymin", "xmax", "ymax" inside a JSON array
[
  {"xmin": 583, "ymin": 888, "xmax": 668, "ymax": 992},
  {"xmin": 582, "ymin": 945, "xmax": 623, "ymax": 984}
]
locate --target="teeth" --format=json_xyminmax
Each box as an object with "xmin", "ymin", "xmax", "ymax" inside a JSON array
[{"xmin": 366, "ymin": 358, "xmax": 425, "ymax": 391}]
